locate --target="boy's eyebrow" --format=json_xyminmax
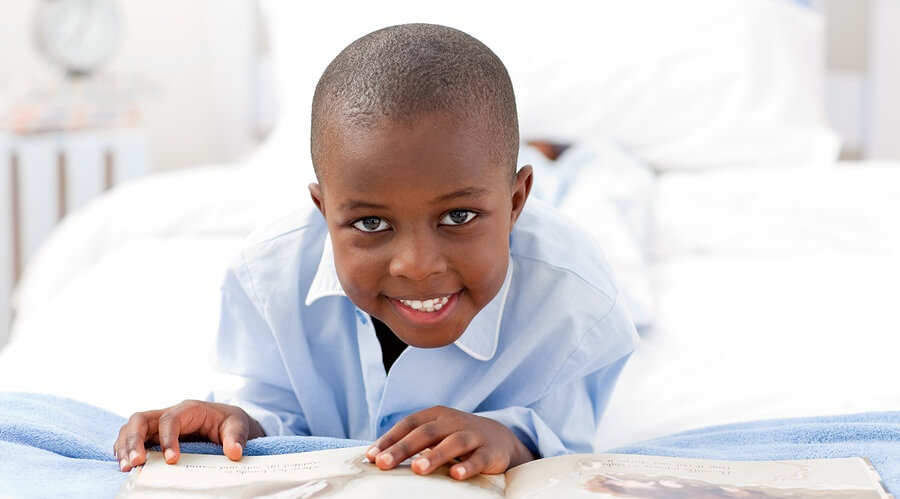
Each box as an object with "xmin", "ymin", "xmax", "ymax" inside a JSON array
[
  {"xmin": 340, "ymin": 187, "xmax": 489, "ymax": 211},
  {"xmin": 341, "ymin": 200, "xmax": 389, "ymax": 211},
  {"xmin": 434, "ymin": 187, "xmax": 490, "ymax": 202}
]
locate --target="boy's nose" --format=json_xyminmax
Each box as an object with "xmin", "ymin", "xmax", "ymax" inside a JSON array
[{"xmin": 388, "ymin": 232, "xmax": 448, "ymax": 281}]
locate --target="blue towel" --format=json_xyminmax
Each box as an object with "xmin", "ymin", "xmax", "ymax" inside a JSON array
[
  {"xmin": 611, "ymin": 411, "xmax": 900, "ymax": 493},
  {"xmin": 1, "ymin": 392, "xmax": 898, "ymax": 497},
  {"xmin": 0, "ymin": 393, "xmax": 366, "ymax": 498}
]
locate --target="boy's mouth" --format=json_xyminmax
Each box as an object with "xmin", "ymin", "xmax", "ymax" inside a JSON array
[
  {"xmin": 388, "ymin": 291, "xmax": 460, "ymax": 324},
  {"xmin": 397, "ymin": 294, "xmax": 451, "ymax": 313}
]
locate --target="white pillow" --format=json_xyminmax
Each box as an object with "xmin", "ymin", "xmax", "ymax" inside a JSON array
[
  {"xmin": 256, "ymin": 0, "xmax": 838, "ymax": 173},
  {"xmin": 651, "ymin": 163, "xmax": 900, "ymax": 259}
]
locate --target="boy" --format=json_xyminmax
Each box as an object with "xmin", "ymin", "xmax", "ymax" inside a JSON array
[{"xmin": 114, "ymin": 23, "xmax": 639, "ymax": 480}]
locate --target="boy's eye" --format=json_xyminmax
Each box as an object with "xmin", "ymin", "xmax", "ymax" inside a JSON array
[
  {"xmin": 440, "ymin": 210, "xmax": 477, "ymax": 226},
  {"xmin": 352, "ymin": 217, "xmax": 391, "ymax": 233}
]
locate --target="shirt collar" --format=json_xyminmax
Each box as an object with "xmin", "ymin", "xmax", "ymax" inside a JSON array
[
  {"xmin": 305, "ymin": 233, "xmax": 346, "ymax": 305},
  {"xmin": 452, "ymin": 258, "xmax": 512, "ymax": 361},
  {"xmin": 305, "ymin": 233, "xmax": 512, "ymax": 362}
]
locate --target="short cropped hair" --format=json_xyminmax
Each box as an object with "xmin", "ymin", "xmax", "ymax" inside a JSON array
[{"xmin": 311, "ymin": 23, "xmax": 519, "ymax": 182}]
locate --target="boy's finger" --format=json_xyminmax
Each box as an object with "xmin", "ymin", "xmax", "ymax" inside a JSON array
[
  {"xmin": 115, "ymin": 412, "xmax": 159, "ymax": 472},
  {"xmin": 114, "ymin": 424, "xmax": 129, "ymax": 470},
  {"xmin": 157, "ymin": 410, "xmax": 184, "ymax": 464},
  {"xmin": 220, "ymin": 414, "xmax": 249, "ymax": 461},
  {"xmin": 452, "ymin": 446, "xmax": 505, "ymax": 480},
  {"xmin": 376, "ymin": 420, "xmax": 455, "ymax": 471},
  {"xmin": 123, "ymin": 410, "xmax": 161, "ymax": 467},
  {"xmin": 125, "ymin": 430, "xmax": 149, "ymax": 467},
  {"xmin": 158, "ymin": 401, "xmax": 221, "ymax": 464},
  {"xmin": 412, "ymin": 430, "xmax": 482, "ymax": 475},
  {"xmin": 368, "ymin": 406, "xmax": 444, "ymax": 462},
  {"xmin": 114, "ymin": 430, "xmax": 132, "ymax": 472}
]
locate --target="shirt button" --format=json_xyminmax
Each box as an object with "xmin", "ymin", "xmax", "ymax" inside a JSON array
[{"xmin": 355, "ymin": 310, "xmax": 367, "ymax": 325}]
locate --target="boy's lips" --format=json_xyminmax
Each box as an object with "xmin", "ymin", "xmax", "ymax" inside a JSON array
[{"xmin": 388, "ymin": 291, "xmax": 460, "ymax": 325}]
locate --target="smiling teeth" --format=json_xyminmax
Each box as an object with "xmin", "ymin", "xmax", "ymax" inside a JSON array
[{"xmin": 399, "ymin": 295, "xmax": 451, "ymax": 313}]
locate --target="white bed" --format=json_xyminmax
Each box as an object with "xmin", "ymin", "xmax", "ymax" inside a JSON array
[{"xmin": 1, "ymin": 0, "xmax": 898, "ymax": 451}]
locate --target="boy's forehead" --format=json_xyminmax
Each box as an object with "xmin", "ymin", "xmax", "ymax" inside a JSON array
[
  {"xmin": 320, "ymin": 122, "xmax": 509, "ymax": 200},
  {"xmin": 323, "ymin": 112, "xmax": 470, "ymax": 145},
  {"xmin": 318, "ymin": 113, "xmax": 506, "ymax": 181}
]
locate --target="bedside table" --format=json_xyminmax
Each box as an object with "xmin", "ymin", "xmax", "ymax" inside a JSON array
[{"xmin": 0, "ymin": 129, "xmax": 149, "ymax": 348}]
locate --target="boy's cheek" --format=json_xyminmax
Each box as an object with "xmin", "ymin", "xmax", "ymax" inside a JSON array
[{"xmin": 333, "ymin": 252, "xmax": 384, "ymax": 296}]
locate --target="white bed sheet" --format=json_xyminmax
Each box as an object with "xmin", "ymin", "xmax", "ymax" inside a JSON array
[
  {"xmin": 10, "ymin": 163, "xmax": 315, "ymax": 321},
  {"xmin": 0, "ymin": 162, "xmax": 314, "ymax": 417},
  {"xmin": 597, "ymin": 162, "xmax": 900, "ymax": 449},
  {"xmin": 597, "ymin": 250, "xmax": 900, "ymax": 450},
  {"xmin": 0, "ymin": 236, "xmax": 241, "ymax": 417}
]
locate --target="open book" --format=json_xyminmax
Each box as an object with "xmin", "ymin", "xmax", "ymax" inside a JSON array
[{"xmin": 118, "ymin": 445, "xmax": 892, "ymax": 498}]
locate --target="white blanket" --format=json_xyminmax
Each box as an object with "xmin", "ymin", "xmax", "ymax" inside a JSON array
[{"xmin": 598, "ymin": 162, "xmax": 900, "ymax": 449}]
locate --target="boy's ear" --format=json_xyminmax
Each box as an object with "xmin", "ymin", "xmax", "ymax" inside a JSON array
[
  {"xmin": 309, "ymin": 183, "xmax": 326, "ymax": 217},
  {"xmin": 509, "ymin": 165, "xmax": 533, "ymax": 231}
]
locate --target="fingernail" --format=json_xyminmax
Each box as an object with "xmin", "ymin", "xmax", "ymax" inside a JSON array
[
  {"xmin": 453, "ymin": 465, "xmax": 466, "ymax": 478},
  {"xmin": 128, "ymin": 450, "xmax": 139, "ymax": 464},
  {"xmin": 119, "ymin": 460, "xmax": 128, "ymax": 471},
  {"xmin": 379, "ymin": 453, "xmax": 394, "ymax": 466},
  {"xmin": 164, "ymin": 448, "xmax": 176, "ymax": 463},
  {"xmin": 415, "ymin": 458, "xmax": 430, "ymax": 472},
  {"xmin": 366, "ymin": 446, "xmax": 379, "ymax": 459},
  {"xmin": 235, "ymin": 442, "xmax": 242, "ymax": 453}
]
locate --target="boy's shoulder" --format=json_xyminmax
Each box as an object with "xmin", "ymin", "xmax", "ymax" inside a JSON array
[
  {"xmin": 242, "ymin": 204, "xmax": 325, "ymax": 247},
  {"xmin": 511, "ymin": 198, "xmax": 619, "ymax": 300},
  {"xmin": 228, "ymin": 205, "xmax": 327, "ymax": 305},
  {"xmin": 237, "ymin": 204, "xmax": 327, "ymax": 269}
]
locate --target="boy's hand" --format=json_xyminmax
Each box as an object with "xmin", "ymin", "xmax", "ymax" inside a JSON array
[
  {"xmin": 113, "ymin": 400, "xmax": 265, "ymax": 472},
  {"xmin": 365, "ymin": 406, "xmax": 535, "ymax": 480}
]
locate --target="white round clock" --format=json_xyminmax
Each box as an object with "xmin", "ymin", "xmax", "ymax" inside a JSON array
[{"xmin": 33, "ymin": 0, "xmax": 123, "ymax": 77}]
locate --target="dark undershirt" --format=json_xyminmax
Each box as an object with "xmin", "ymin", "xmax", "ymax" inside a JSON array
[{"xmin": 372, "ymin": 317, "xmax": 408, "ymax": 373}]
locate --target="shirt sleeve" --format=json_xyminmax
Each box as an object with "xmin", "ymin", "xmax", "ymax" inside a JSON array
[
  {"xmin": 474, "ymin": 355, "xmax": 631, "ymax": 458},
  {"xmin": 475, "ymin": 298, "xmax": 638, "ymax": 458},
  {"xmin": 209, "ymin": 255, "xmax": 310, "ymax": 437}
]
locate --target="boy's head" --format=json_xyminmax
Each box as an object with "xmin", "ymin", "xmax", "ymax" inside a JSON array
[{"xmin": 309, "ymin": 23, "xmax": 532, "ymax": 349}]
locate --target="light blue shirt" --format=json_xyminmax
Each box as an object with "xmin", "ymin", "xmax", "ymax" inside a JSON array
[{"xmin": 211, "ymin": 198, "xmax": 639, "ymax": 457}]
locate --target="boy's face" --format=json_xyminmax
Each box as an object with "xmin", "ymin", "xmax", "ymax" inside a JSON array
[{"xmin": 310, "ymin": 114, "xmax": 532, "ymax": 348}]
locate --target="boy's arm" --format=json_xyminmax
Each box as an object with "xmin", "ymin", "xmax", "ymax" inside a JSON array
[
  {"xmin": 485, "ymin": 296, "xmax": 639, "ymax": 457},
  {"xmin": 370, "ymin": 299, "xmax": 638, "ymax": 478},
  {"xmin": 474, "ymin": 354, "xmax": 633, "ymax": 458},
  {"xmin": 211, "ymin": 257, "xmax": 310, "ymax": 437}
]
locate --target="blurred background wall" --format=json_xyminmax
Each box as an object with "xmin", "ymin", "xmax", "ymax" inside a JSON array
[
  {"xmin": 814, "ymin": 0, "xmax": 900, "ymax": 160},
  {"xmin": 0, "ymin": 0, "xmax": 268, "ymax": 172}
]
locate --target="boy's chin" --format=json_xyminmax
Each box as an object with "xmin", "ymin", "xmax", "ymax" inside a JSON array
[
  {"xmin": 393, "ymin": 325, "xmax": 465, "ymax": 349},
  {"xmin": 398, "ymin": 333, "xmax": 462, "ymax": 348}
]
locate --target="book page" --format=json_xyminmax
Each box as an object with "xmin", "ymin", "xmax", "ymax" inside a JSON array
[
  {"xmin": 118, "ymin": 445, "xmax": 505, "ymax": 498},
  {"xmin": 505, "ymin": 453, "xmax": 892, "ymax": 498}
]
